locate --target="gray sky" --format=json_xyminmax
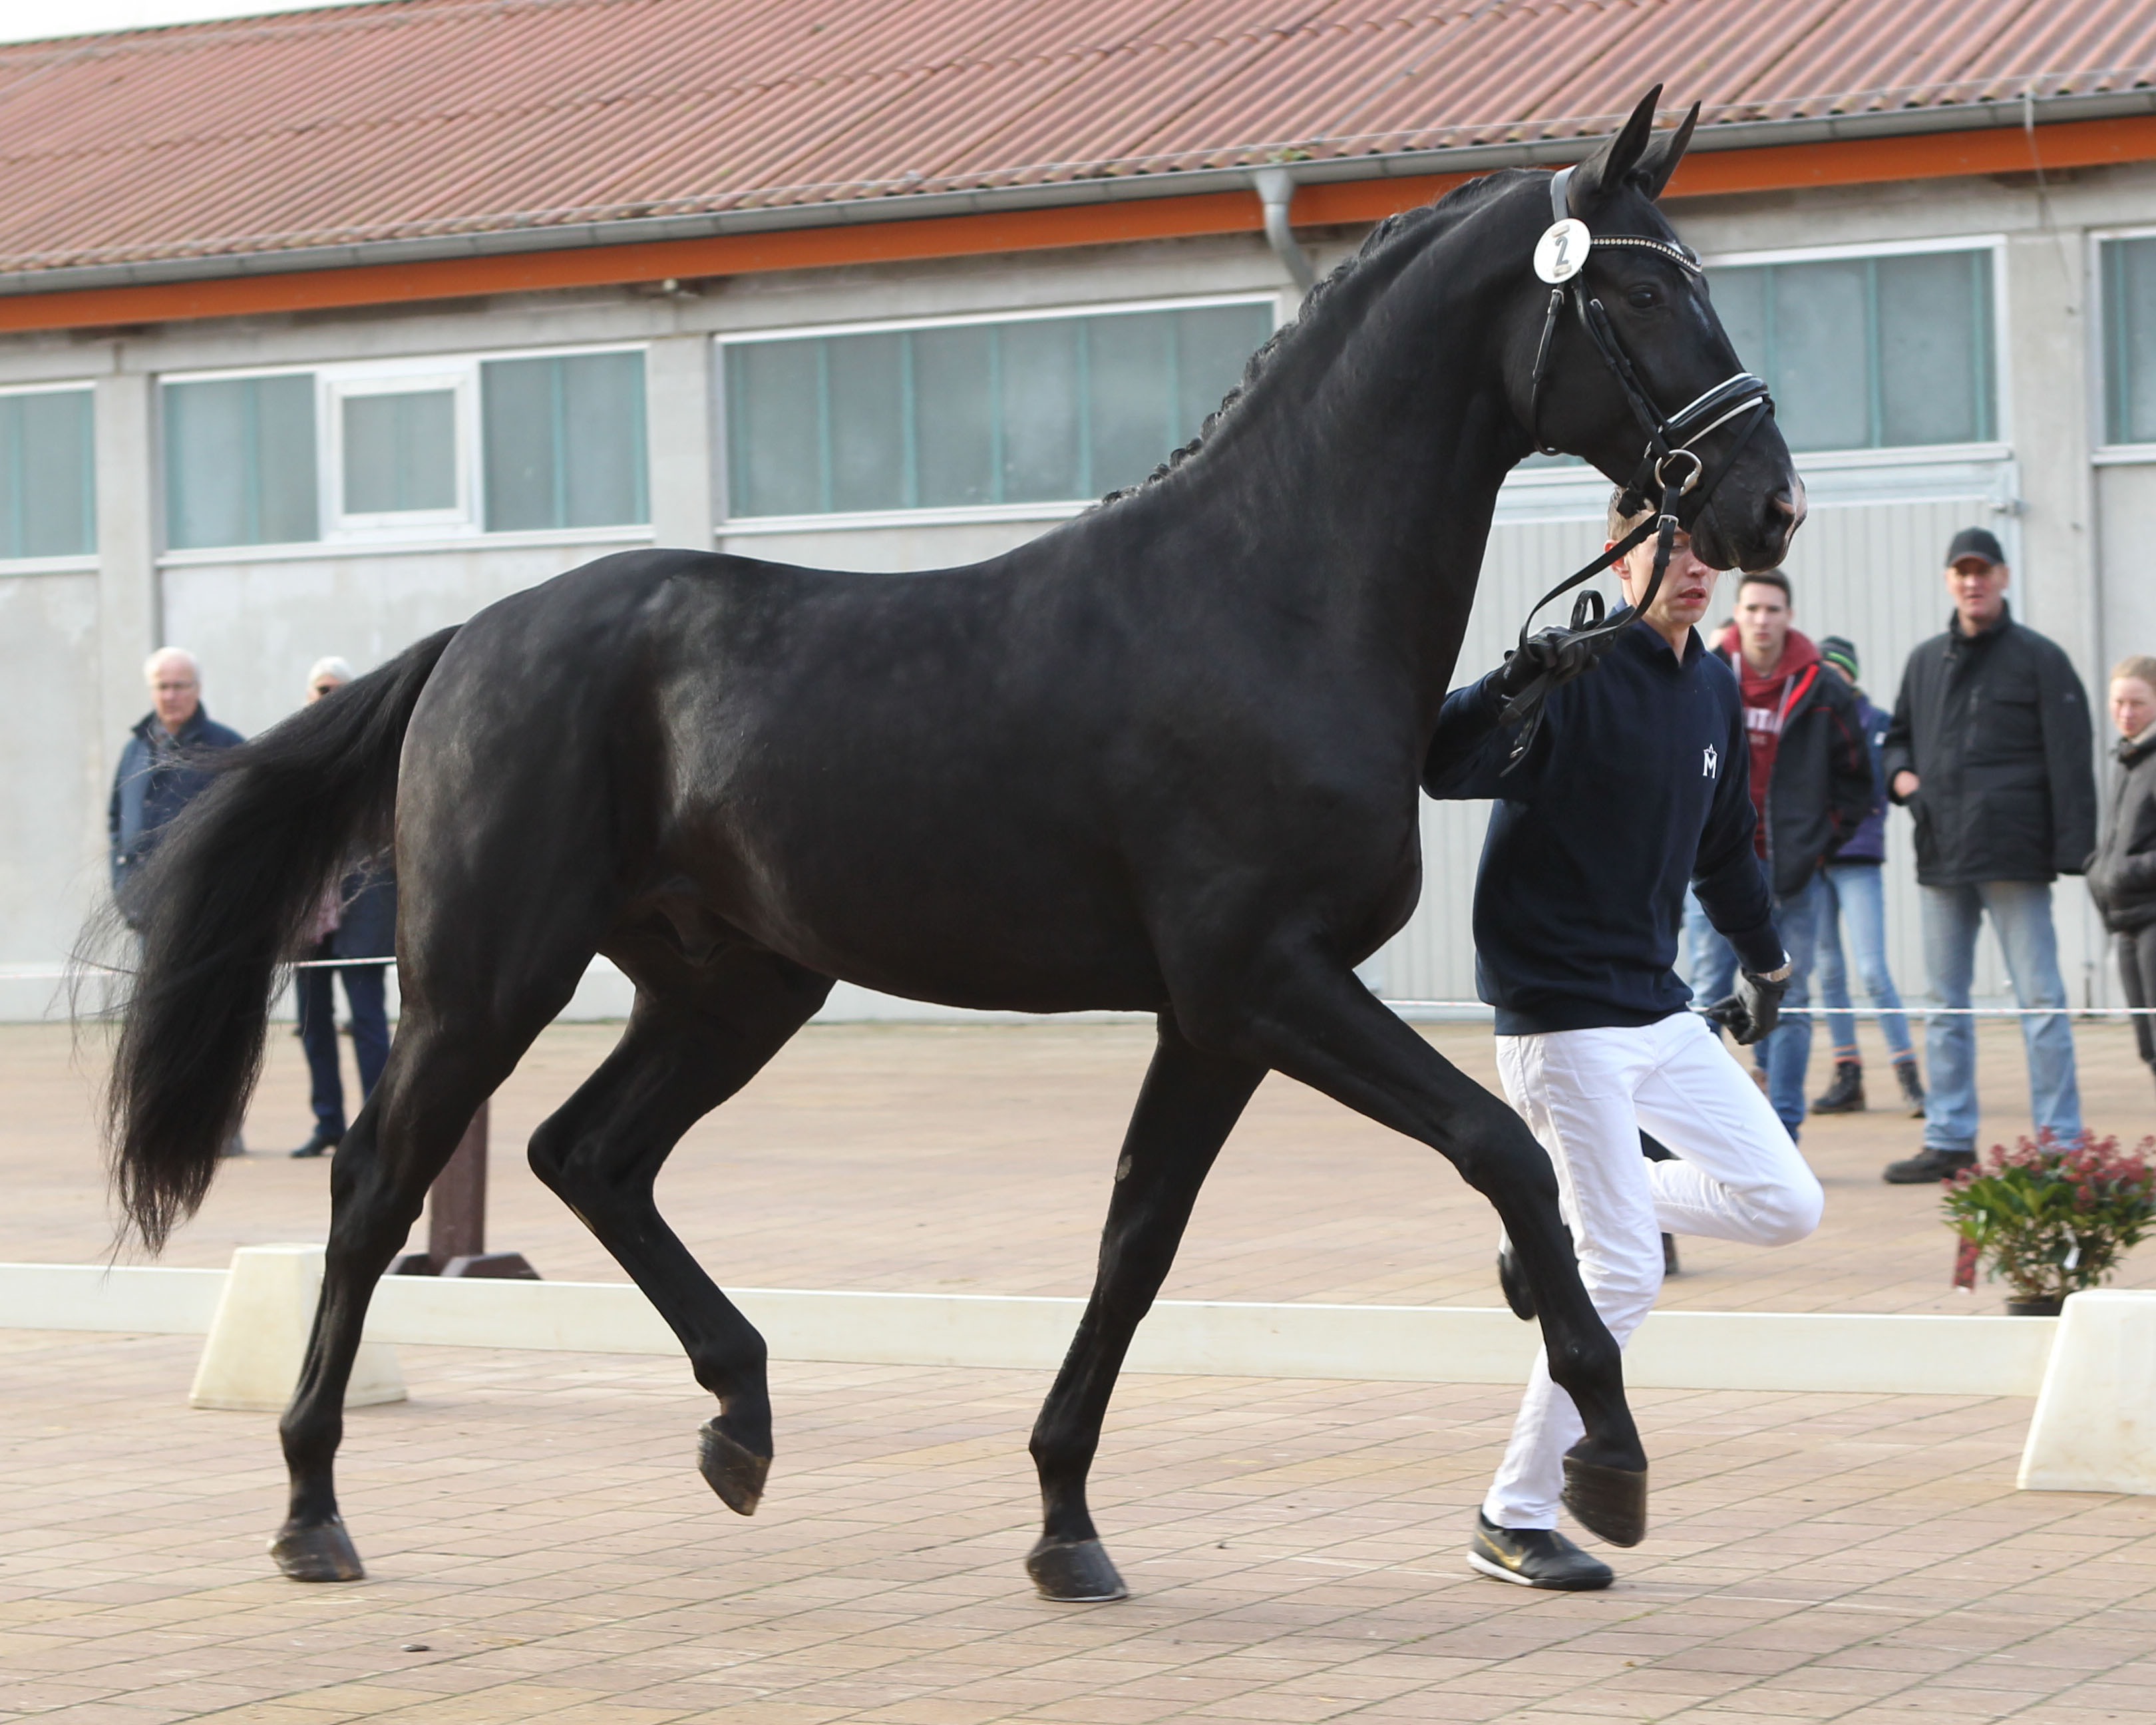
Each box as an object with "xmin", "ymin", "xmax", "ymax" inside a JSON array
[{"xmin": 0, "ymin": 0, "xmax": 367, "ymax": 44}]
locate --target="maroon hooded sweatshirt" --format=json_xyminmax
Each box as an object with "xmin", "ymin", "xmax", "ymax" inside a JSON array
[{"xmin": 1715, "ymin": 623, "xmax": 1824, "ymax": 861}]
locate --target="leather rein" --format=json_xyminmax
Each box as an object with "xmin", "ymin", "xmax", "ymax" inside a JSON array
[{"xmin": 1498, "ymin": 166, "xmax": 1777, "ymax": 769}]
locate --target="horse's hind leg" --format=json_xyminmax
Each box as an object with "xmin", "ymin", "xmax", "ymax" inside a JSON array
[
  {"xmin": 274, "ymin": 1005, "xmax": 550, "ymax": 1581},
  {"xmin": 1027, "ymin": 1014, "xmax": 1264, "ymax": 1601},
  {"xmin": 526, "ymin": 948, "xmax": 832, "ymax": 1513}
]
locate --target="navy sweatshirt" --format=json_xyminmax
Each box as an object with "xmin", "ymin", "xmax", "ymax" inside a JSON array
[{"xmin": 1422, "ymin": 621, "xmax": 1782, "ymax": 1036}]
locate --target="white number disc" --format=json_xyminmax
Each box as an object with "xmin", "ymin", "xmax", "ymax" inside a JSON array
[{"xmin": 1534, "ymin": 218, "xmax": 1591, "ymax": 284}]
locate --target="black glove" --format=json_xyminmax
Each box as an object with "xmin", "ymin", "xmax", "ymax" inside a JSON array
[
  {"xmin": 1489, "ymin": 626, "xmax": 1605, "ymax": 718},
  {"xmin": 1704, "ymin": 966, "xmax": 1787, "ymax": 1047}
]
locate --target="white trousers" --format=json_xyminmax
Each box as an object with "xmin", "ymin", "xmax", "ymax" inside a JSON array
[{"xmin": 1483, "ymin": 1009, "xmax": 1823, "ymax": 1530}]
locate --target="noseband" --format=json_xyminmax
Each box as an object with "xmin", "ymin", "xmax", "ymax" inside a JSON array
[{"xmin": 1498, "ymin": 166, "xmax": 1777, "ymax": 769}]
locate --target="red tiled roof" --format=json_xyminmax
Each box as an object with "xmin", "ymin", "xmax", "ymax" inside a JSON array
[{"xmin": 0, "ymin": 0, "xmax": 2151, "ymax": 276}]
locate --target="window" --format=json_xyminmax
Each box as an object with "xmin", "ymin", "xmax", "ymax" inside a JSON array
[
  {"xmin": 1710, "ymin": 248, "xmax": 1995, "ymax": 453},
  {"xmin": 162, "ymin": 349, "xmax": 648, "ymax": 549},
  {"xmin": 2102, "ymin": 237, "xmax": 2156, "ymax": 445},
  {"xmin": 164, "ymin": 373, "xmax": 318, "ymax": 548},
  {"xmin": 723, "ymin": 301, "xmax": 1274, "ymax": 518},
  {"xmin": 0, "ymin": 387, "xmax": 94, "ymax": 558},
  {"xmin": 339, "ymin": 385, "xmax": 459, "ymax": 518},
  {"xmin": 482, "ymin": 352, "xmax": 647, "ymax": 532}
]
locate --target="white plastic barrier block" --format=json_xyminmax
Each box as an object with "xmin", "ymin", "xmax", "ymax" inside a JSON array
[
  {"xmin": 2018, "ymin": 1289, "xmax": 2156, "ymax": 1495},
  {"xmin": 188, "ymin": 1245, "xmax": 405, "ymax": 1414}
]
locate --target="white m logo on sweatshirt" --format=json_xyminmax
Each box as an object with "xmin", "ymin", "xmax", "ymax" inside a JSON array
[{"xmin": 1703, "ymin": 743, "xmax": 1719, "ymax": 779}]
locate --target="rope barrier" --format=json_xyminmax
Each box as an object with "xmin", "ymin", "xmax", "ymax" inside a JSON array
[{"xmin": 9, "ymin": 962, "xmax": 2153, "ymax": 1017}]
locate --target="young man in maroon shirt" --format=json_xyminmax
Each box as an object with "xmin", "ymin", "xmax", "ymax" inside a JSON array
[{"xmin": 1702, "ymin": 570, "xmax": 1872, "ymax": 1137}]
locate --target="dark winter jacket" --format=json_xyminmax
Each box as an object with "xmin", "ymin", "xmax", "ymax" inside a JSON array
[
  {"xmin": 1712, "ymin": 626, "xmax": 1875, "ymax": 898},
  {"xmin": 2087, "ymin": 728, "xmax": 2156, "ymax": 934},
  {"xmin": 321, "ymin": 861, "xmax": 398, "ymax": 960},
  {"xmin": 1423, "ymin": 621, "xmax": 1781, "ymax": 1036},
  {"xmin": 107, "ymin": 706, "xmax": 245, "ymax": 918},
  {"xmin": 1833, "ymin": 691, "xmax": 1893, "ymax": 865},
  {"xmin": 1881, "ymin": 605, "xmax": 2097, "ymax": 886}
]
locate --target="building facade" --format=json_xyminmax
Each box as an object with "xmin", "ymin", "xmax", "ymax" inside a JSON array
[{"xmin": 2, "ymin": 2, "xmax": 2153, "ymax": 1021}]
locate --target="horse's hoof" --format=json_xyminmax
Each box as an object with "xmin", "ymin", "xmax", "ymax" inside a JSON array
[
  {"xmin": 1562, "ymin": 1454, "xmax": 1648, "ymax": 1548},
  {"xmin": 270, "ymin": 1518, "xmax": 365, "ymax": 1582},
  {"xmin": 699, "ymin": 1418, "xmax": 771, "ymax": 1517},
  {"xmin": 1025, "ymin": 1536, "xmax": 1129, "ymax": 1602}
]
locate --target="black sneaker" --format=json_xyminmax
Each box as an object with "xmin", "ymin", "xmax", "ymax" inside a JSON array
[
  {"xmin": 1894, "ymin": 1059, "xmax": 1926, "ymax": 1118},
  {"xmin": 1811, "ymin": 1059, "xmax": 1865, "ymax": 1113},
  {"xmin": 1495, "ymin": 1239, "xmax": 1536, "ymax": 1321},
  {"xmin": 1883, "ymin": 1145, "xmax": 1974, "ymax": 1185},
  {"xmin": 1468, "ymin": 1512, "xmax": 1613, "ymax": 1590}
]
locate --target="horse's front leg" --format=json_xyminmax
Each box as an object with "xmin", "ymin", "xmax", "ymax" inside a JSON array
[
  {"xmin": 1027, "ymin": 1014, "xmax": 1265, "ymax": 1601},
  {"xmin": 1172, "ymin": 945, "xmax": 1648, "ymax": 1546}
]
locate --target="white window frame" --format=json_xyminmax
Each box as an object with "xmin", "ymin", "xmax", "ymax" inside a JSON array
[
  {"xmin": 2087, "ymin": 223, "xmax": 2156, "ymax": 462},
  {"xmin": 716, "ymin": 293, "xmax": 1286, "ymax": 532},
  {"xmin": 1695, "ymin": 232, "xmax": 2012, "ymax": 467},
  {"xmin": 0, "ymin": 379, "xmax": 98, "ymax": 573},
  {"xmin": 321, "ymin": 359, "xmax": 475, "ymax": 536},
  {"xmin": 157, "ymin": 342, "xmax": 652, "ymax": 560}
]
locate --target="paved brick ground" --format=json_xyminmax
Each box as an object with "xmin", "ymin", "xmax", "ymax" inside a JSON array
[
  {"xmin": 7, "ymin": 1020, "xmax": 2156, "ymax": 1720},
  {"xmin": 5, "ymin": 1016, "xmax": 2153, "ymax": 1312},
  {"xmin": 5, "ymin": 1328, "xmax": 2156, "ymax": 1725}
]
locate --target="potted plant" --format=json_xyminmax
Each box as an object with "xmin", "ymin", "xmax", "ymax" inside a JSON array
[{"xmin": 1942, "ymin": 1133, "xmax": 2156, "ymax": 1315}]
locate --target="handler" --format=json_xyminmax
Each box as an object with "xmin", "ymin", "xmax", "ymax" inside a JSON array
[{"xmin": 1423, "ymin": 492, "xmax": 1825, "ymax": 1591}]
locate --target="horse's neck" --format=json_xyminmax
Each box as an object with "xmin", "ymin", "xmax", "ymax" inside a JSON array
[{"xmin": 1164, "ymin": 240, "xmax": 1526, "ymax": 724}]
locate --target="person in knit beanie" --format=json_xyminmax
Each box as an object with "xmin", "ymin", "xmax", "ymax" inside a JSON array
[{"xmin": 1808, "ymin": 636, "xmax": 1925, "ymax": 1117}]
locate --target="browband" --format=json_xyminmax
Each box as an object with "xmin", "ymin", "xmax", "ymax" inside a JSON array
[{"xmin": 1547, "ymin": 164, "xmax": 1704, "ymax": 276}]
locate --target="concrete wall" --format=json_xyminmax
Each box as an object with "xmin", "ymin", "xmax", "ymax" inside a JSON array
[{"xmin": 4, "ymin": 161, "xmax": 2153, "ymax": 1024}]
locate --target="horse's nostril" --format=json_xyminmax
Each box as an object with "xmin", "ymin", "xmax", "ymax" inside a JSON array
[{"xmin": 1769, "ymin": 487, "xmax": 1801, "ymax": 520}]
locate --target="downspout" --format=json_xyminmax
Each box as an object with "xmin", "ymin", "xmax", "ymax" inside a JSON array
[{"xmin": 1251, "ymin": 167, "xmax": 1316, "ymax": 294}]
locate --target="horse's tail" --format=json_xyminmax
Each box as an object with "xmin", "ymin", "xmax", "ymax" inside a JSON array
[{"xmin": 104, "ymin": 626, "xmax": 460, "ymax": 1251}]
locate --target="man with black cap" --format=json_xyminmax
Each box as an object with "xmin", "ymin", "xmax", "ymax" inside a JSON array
[{"xmin": 1879, "ymin": 527, "xmax": 2097, "ymax": 1183}]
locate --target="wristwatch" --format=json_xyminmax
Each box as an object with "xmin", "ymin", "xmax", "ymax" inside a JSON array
[{"xmin": 1753, "ymin": 954, "xmax": 1794, "ymax": 985}]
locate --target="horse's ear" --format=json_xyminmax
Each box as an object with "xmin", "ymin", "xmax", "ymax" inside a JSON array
[
  {"xmin": 1565, "ymin": 85, "xmax": 1663, "ymax": 214},
  {"xmin": 1634, "ymin": 102, "xmax": 1700, "ymax": 200}
]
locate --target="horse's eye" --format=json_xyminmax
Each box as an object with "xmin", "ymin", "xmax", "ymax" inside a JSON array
[{"xmin": 1625, "ymin": 286, "xmax": 1660, "ymax": 309}]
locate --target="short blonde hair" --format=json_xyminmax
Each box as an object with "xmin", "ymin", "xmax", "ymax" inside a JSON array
[
  {"xmin": 307, "ymin": 656, "xmax": 355, "ymax": 688},
  {"xmin": 1607, "ymin": 489, "xmax": 1656, "ymax": 541},
  {"xmin": 2112, "ymin": 655, "xmax": 2156, "ymax": 690}
]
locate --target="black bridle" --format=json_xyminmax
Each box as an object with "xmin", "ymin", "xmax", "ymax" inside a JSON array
[{"xmin": 1495, "ymin": 167, "xmax": 1777, "ymax": 767}]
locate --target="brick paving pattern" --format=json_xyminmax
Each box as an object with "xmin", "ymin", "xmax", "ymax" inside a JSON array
[
  {"xmin": 5, "ymin": 1018, "xmax": 2151, "ymax": 1311},
  {"xmin": 5, "ymin": 1330, "xmax": 2156, "ymax": 1724},
  {"xmin": 5, "ymin": 1018, "xmax": 2156, "ymax": 1720}
]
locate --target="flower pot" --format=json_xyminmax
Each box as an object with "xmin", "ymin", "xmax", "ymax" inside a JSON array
[{"xmin": 2006, "ymin": 1296, "xmax": 2064, "ymax": 1317}]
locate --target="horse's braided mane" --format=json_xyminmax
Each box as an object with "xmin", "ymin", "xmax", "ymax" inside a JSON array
[{"xmin": 1095, "ymin": 168, "xmax": 1530, "ymax": 508}]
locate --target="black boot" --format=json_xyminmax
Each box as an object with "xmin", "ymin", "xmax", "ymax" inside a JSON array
[
  {"xmin": 1895, "ymin": 1059, "xmax": 1926, "ymax": 1118},
  {"xmin": 1811, "ymin": 1059, "xmax": 1865, "ymax": 1113},
  {"xmin": 1883, "ymin": 1145, "xmax": 1974, "ymax": 1184}
]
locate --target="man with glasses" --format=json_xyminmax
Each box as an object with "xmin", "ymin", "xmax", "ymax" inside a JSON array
[
  {"xmin": 289, "ymin": 658, "xmax": 397, "ymax": 1160},
  {"xmin": 108, "ymin": 648, "xmax": 248, "ymax": 1154},
  {"xmin": 1879, "ymin": 528, "xmax": 2097, "ymax": 1183},
  {"xmin": 108, "ymin": 647, "xmax": 244, "ymax": 924}
]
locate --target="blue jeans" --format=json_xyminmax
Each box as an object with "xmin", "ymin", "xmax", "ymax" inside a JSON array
[
  {"xmin": 1814, "ymin": 861, "xmax": 1914, "ymax": 1064},
  {"xmin": 1683, "ymin": 886, "xmax": 1738, "ymax": 1008},
  {"xmin": 1683, "ymin": 866, "xmax": 1821, "ymax": 1138},
  {"xmin": 1757, "ymin": 871, "xmax": 1824, "ymax": 1138},
  {"xmin": 298, "ymin": 958, "xmax": 389, "ymax": 1137},
  {"xmin": 1918, "ymin": 880, "xmax": 2080, "ymax": 1153}
]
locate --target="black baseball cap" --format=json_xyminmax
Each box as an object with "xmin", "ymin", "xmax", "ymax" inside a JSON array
[{"xmin": 1945, "ymin": 526, "xmax": 2006, "ymax": 568}]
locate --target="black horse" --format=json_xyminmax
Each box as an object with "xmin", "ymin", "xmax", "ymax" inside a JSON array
[{"xmin": 105, "ymin": 90, "xmax": 1799, "ymax": 1601}]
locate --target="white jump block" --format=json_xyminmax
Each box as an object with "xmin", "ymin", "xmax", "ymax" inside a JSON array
[
  {"xmin": 188, "ymin": 1245, "xmax": 405, "ymax": 1414},
  {"xmin": 2018, "ymin": 1290, "xmax": 2156, "ymax": 1495}
]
